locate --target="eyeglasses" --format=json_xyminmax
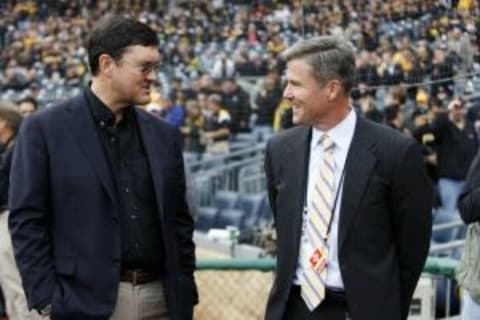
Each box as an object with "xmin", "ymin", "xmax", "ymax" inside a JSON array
[{"xmin": 120, "ymin": 60, "xmax": 161, "ymax": 75}]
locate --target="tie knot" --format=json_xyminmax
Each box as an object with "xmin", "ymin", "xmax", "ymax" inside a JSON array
[{"xmin": 320, "ymin": 135, "xmax": 334, "ymax": 152}]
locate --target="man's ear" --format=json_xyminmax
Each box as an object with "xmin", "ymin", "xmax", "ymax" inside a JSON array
[
  {"xmin": 327, "ymin": 80, "xmax": 343, "ymax": 102},
  {"xmin": 97, "ymin": 54, "xmax": 115, "ymax": 78}
]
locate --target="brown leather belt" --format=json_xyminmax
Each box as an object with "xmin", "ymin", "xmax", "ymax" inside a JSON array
[{"xmin": 120, "ymin": 269, "xmax": 158, "ymax": 285}]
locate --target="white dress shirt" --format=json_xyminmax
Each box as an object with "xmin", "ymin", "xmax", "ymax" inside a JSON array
[{"xmin": 294, "ymin": 109, "xmax": 357, "ymax": 289}]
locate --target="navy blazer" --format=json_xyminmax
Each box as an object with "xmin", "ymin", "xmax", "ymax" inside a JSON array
[{"xmin": 9, "ymin": 92, "xmax": 197, "ymax": 320}]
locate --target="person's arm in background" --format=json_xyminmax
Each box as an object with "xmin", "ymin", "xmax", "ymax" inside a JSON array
[{"xmin": 458, "ymin": 151, "xmax": 480, "ymax": 224}]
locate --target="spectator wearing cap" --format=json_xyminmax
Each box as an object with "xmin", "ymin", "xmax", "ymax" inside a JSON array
[
  {"xmin": 405, "ymin": 88, "xmax": 430, "ymax": 131},
  {"xmin": 431, "ymin": 98, "xmax": 478, "ymax": 218}
]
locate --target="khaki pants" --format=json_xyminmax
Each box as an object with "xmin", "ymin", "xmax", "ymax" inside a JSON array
[
  {"xmin": 0, "ymin": 211, "xmax": 45, "ymax": 320},
  {"xmin": 110, "ymin": 280, "xmax": 169, "ymax": 320}
]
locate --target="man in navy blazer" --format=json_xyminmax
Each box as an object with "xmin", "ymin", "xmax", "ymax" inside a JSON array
[{"xmin": 9, "ymin": 16, "xmax": 197, "ymax": 320}]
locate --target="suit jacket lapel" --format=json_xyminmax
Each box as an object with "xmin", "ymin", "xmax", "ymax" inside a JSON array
[
  {"xmin": 67, "ymin": 92, "xmax": 118, "ymax": 210},
  {"xmin": 284, "ymin": 127, "xmax": 311, "ymax": 265},
  {"xmin": 338, "ymin": 117, "xmax": 377, "ymax": 251},
  {"xmin": 135, "ymin": 109, "xmax": 165, "ymax": 225}
]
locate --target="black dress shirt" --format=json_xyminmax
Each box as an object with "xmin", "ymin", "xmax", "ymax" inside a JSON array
[{"xmin": 85, "ymin": 87, "xmax": 165, "ymax": 273}]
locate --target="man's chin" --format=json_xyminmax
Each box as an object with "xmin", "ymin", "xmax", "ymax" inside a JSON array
[
  {"xmin": 292, "ymin": 114, "xmax": 303, "ymax": 125},
  {"xmin": 137, "ymin": 97, "xmax": 152, "ymax": 106}
]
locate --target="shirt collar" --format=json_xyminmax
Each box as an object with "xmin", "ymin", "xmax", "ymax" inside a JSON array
[
  {"xmin": 311, "ymin": 108, "xmax": 357, "ymax": 152},
  {"xmin": 85, "ymin": 85, "xmax": 133, "ymax": 128}
]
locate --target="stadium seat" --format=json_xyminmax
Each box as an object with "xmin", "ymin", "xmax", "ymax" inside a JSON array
[
  {"xmin": 213, "ymin": 190, "xmax": 239, "ymax": 210},
  {"xmin": 195, "ymin": 206, "xmax": 218, "ymax": 232},
  {"xmin": 214, "ymin": 208, "xmax": 245, "ymax": 229},
  {"xmin": 235, "ymin": 193, "xmax": 264, "ymax": 230},
  {"xmin": 195, "ymin": 173, "xmax": 215, "ymax": 206}
]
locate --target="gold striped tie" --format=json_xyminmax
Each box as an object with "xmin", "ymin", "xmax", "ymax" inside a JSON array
[{"xmin": 301, "ymin": 134, "xmax": 336, "ymax": 311}]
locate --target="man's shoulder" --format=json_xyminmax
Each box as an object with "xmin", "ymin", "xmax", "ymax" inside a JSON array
[
  {"xmin": 24, "ymin": 94, "xmax": 85, "ymax": 125},
  {"xmin": 267, "ymin": 126, "xmax": 309, "ymax": 149},
  {"xmin": 359, "ymin": 117, "xmax": 414, "ymax": 148}
]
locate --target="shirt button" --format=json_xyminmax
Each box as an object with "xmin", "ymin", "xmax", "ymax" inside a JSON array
[
  {"xmin": 124, "ymin": 187, "xmax": 130, "ymax": 193},
  {"xmin": 130, "ymin": 215, "xmax": 137, "ymax": 219},
  {"xmin": 110, "ymin": 136, "xmax": 116, "ymax": 143},
  {"xmin": 100, "ymin": 121, "xmax": 106, "ymax": 127}
]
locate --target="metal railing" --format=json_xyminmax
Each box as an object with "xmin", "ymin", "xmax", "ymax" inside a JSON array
[{"xmin": 187, "ymin": 144, "xmax": 266, "ymax": 206}]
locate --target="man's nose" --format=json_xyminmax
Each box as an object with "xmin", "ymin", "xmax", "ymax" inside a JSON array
[{"xmin": 283, "ymin": 84, "xmax": 293, "ymax": 100}]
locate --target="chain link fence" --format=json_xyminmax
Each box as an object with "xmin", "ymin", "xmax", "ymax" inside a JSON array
[
  {"xmin": 194, "ymin": 269, "xmax": 273, "ymax": 320},
  {"xmin": 192, "ymin": 254, "xmax": 460, "ymax": 320}
]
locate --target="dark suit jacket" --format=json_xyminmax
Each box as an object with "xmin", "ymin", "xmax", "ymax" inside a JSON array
[
  {"xmin": 9, "ymin": 92, "xmax": 197, "ymax": 320},
  {"xmin": 264, "ymin": 116, "xmax": 432, "ymax": 320}
]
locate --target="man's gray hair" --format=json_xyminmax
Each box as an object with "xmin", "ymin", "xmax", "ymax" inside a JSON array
[{"xmin": 281, "ymin": 36, "xmax": 356, "ymax": 95}]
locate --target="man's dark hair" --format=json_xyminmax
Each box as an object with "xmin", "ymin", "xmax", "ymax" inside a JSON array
[
  {"xmin": 18, "ymin": 96, "xmax": 38, "ymax": 110},
  {"xmin": 0, "ymin": 101, "xmax": 23, "ymax": 134},
  {"xmin": 87, "ymin": 15, "xmax": 159, "ymax": 75}
]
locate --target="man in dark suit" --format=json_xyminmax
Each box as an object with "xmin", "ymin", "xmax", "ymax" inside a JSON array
[
  {"xmin": 264, "ymin": 36, "xmax": 432, "ymax": 320},
  {"xmin": 9, "ymin": 16, "xmax": 197, "ymax": 320}
]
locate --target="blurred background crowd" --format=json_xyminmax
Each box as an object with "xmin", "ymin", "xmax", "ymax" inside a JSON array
[
  {"xmin": 0, "ymin": 0, "xmax": 480, "ymax": 318},
  {"xmin": 0, "ymin": 1, "xmax": 478, "ymax": 152}
]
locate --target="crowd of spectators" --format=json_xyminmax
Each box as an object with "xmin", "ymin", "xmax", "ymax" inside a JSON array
[{"xmin": 0, "ymin": 0, "xmax": 479, "ymax": 151}]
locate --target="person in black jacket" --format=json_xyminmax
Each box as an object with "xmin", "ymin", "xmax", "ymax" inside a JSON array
[
  {"xmin": 222, "ymin": 77, "xmax": 252, "ymax": 134},
  {"xmin": 255, "ymin": 71, "xmax": 283, "ymax": 140},
  {"xmin": 433, "ymin": 98, "xmax": 478, "ymax": 219}
]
